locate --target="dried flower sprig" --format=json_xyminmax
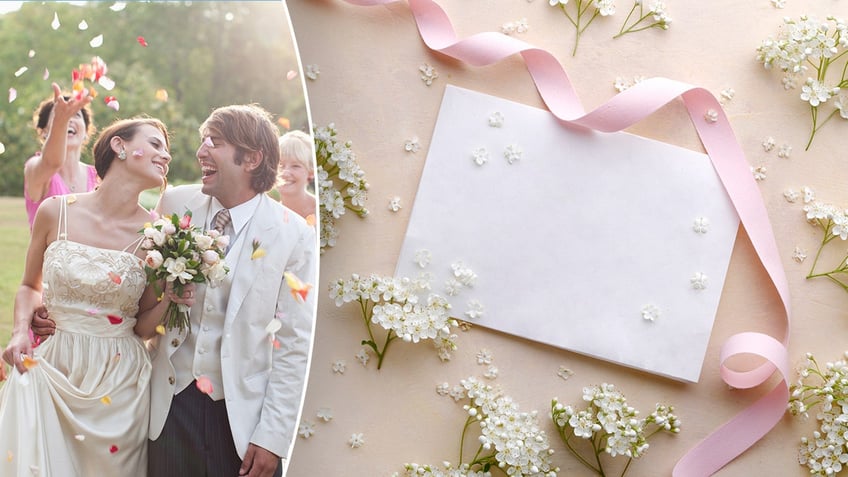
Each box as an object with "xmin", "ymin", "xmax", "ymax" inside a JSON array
[
  {"xmin": 757, "ymin": 15, "xmax": 848, "ymax": 150},
  {"xmin": 394, "ymin": 377, "xmax": 558, "ymax": 477},
  {"xmin": 789, "ymin": 352, "xmax": 848, "ymax": 475},
  {"xmin": 551, "ymin": 383, "xmax": 680, "ymax": 477},
  {"xmin": 614, "ymin": 0, "xmax": 672, "ymax": 39},
  {"xmin": 314, "ymin": 124, "xmax": 369, "ymax": 253},
  {"xmin": 328, "ymin": 273, "xmax": 460, "ymax": 369},
  {"xmin": 802, "ymin": 200, "xmax": 848, "ymax": 292},
  {"xmin": 550, "ymin": 0, "xmax": 670, "ymax": 56}
]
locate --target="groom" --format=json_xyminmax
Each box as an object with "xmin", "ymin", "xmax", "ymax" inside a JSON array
[{"xmin": 146, "ymin": 104, "xmax": 316, "ymax": 477}]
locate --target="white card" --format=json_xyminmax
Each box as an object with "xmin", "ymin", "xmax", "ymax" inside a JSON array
[{"xmin": 396, "ymin": 85, "xmax": 739, "ymax": 382}]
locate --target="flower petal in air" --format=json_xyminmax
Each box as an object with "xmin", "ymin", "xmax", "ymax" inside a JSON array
[
  {"xmin": 277, "ymin": 117, "xmax": 291, "ymax": 130},
  {"xmin": 155, "ymin": 325, "xmax": 166, "ymax": 335},
  {"xmin": 51, "ymin": 12, "xmax": 60, "ymax": 30},
  {"xmin": 89, "ymin": 34, "xmax": 103, "ymax": 48},
  {"xmin": 8, "ymin": 88, "xmax": 16, "ymax": 103},
  {"xmin": 196, "ymin": 376, "xmax": 213, "ymax": 395},
  {"xmin": 108, "ymin": 271, "xmax": 122, "ymax": 284},
  {"xmin": 284, "ymin": 271, "xmax": 312, "ymax": 303},
  {"xmin": 28, "ymin": 50, "xmax": 35, "ymax": 58},
  {"xmin": 22, "ymin": 355, "xmax": 38, "ymax": 370},
  {"xmin": 78, "ymin": 20, "xmax": 88, "ymax": 30},
  {"xmin": 104, "ymin": 96, "xmax": 119, "ymax": 111},
  {"xmin": 109, "ymin": 445, "xmax": 118, "ymax": 454},
  {"xmin": 0, "ymin": 142, "xmax": 5, "ymax": 155},
  {"xmin": 110, "ymin": 3, "xmax": 127, "ymax": 12},
  {"xmin": 14, "ymin": 66, "xmax": 27, "ymax": 77},
  {"xmin": 101, "ymin": 396, "xmax": 112, "ymax": 405},
  {"xmin": 305, "ymin": 214, "xmax": 317, "ymax": 227},
  {"xmin": 43, "ymin": 69, "xmax": 49, "ymax": 80},
  {"xmin": 265, "ymin": 318, "xmax": 282, "ymax": 335},
  {"xmin": 273, "ymin": 339, "xmax": 281, "ymax": 350},
  {"xmin": 155, "ymin": 89, "xmax": 168, "ymax": 102},
  {"xmin": 137, "ymin": 36, "xmax": 148, "ymax": 47},
  {"xmin": 107, "ymin": 315, "xmax": 123, "ymax": 325},
  {"xmin": 98, "ymin": 76, "xmax": 115, "ymax": 90}
]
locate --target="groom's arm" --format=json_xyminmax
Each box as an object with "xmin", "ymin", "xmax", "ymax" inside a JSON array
[{"xmin": 249, "ymin": 222, "xmax": 317, "ymax": 460}]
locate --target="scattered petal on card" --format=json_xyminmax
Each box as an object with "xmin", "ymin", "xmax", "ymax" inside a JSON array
[{"xmin": 89, "ymin": 34, "xmax": 103, "ymax": 48}]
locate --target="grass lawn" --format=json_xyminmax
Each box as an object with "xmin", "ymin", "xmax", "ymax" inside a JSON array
[{"xmin": 0, "ymin": 197, "xmax": 28, "ymax": 349}]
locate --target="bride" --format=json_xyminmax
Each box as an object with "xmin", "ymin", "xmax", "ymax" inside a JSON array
[{"xmin": 0, "ymin": 116, "xmax": 189, "ymax": 476}]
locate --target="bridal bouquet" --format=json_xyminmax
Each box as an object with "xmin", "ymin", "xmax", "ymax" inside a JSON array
[{"xmin": 140, "ymin": 211, "xmax": 229, "ymax": 333}]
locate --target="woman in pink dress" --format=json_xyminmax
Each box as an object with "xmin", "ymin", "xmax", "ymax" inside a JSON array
[{"xmin": 24, "ymin": 83, "xmax": 97, "ymax": 228}]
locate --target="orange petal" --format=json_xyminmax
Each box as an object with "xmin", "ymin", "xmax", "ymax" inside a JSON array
[
  {"xmin": 155, "ymin": 325, "xmax": 166, "ymax": 335},
  {"xmin": 108, "ymin": 272, "xmax": 122, "ymax": 284},
  {"xmin": 22, "ymin": 356, "xmax": 38, "ymax": 370},
  {"xmin": 305, "ymin": 214, "xmax": 317, "ymax": 227},
  {"xmin": 272, "ymin": 339, "xmax": 281, "ymax": 350},
  {"xmin": 196, "ymin": 376, "xmax": 213, "ymax": 395},
  {"xmin": 101, "ymin": 396, "xmax": 112, "ymax": 405}
]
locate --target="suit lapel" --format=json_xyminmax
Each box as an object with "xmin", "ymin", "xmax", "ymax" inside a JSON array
[{"xmin": 225, "ymin": 195, "xmax": 282, "ymax": 325}]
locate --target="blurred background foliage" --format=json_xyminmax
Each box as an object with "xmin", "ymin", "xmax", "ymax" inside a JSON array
[{"xmin": 0, "ymin": 1, "xmax": 307, "ymax": 196}]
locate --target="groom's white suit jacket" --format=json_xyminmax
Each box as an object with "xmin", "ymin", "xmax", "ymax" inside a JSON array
[{"xmin": 148, "ymin": 184, "xmax": 316, "ymax": 460}]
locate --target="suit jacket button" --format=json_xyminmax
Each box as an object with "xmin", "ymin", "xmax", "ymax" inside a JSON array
[
  {"xmin": 168, "ymin": 376, "xmax": 175, "ymax": 385},
  {"xmin": 171, "ymin": 338, "xmax": 180, "ymax": 347}
]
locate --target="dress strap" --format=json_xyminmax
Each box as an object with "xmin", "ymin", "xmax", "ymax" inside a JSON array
[{"xmin": 56, "ymin": 195, "xmax": 70, "ymax": 241}]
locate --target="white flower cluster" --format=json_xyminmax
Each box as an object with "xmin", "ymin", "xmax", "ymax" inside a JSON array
[
  {"xmin": 757, "ymin": 16, "xmax": 848, "ymax": 149},
  {"xmin": 800, "ymin": 198, "xmax": 848, "ymax": 292},
  {"xmin": 551, "ymin": 383, "xmax": 680, "ymax": 473},
  {"xmin": 314, "ymin": 124, "xmax": 369, "ymax": 253},
  {"xmin": 328, "ymin": 273, "xmax": 460, "ymax": 364},
  {"xmin": 401, "ymin": 377, "xmax": 557, "ymax": 477},
  {"xmin": 790, "ymin": 352, "xmax": 848, "ymax": 475}
]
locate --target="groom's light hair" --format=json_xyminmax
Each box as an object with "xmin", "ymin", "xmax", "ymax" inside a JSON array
[{"xmin": 200, "ymin": 104, "xmax": 280, "ymax": 193}]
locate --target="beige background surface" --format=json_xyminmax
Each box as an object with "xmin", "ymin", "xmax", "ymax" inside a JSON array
[{"xmin": 286, "ymin": 0, "xmax": 847, "ymax": 475}]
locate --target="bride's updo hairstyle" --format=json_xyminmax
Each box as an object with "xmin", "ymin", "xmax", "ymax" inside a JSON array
[{"xmin": 92, "ymin": 117, "xmax": 169, "ymax": 179}]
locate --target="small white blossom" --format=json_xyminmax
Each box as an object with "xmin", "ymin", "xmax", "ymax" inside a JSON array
[
  {"xmin": 332, "ymin": 359, "xmax": 346, "ymax": 374},
  {"xmin": 414, "ymin": 249, "xmax": 432, "ymax": 268},
  {"xmin": 793, "ymin": 246, "xmax": 807, "ymax": 263},
  {"xmin": 690, "ymin": 272, "xmax": 708, "ymax": 290},
  {"xmin": 557, "ymin": 366, "xmax": 575, "ymax": 381},
  {"xmin": 488, "ymin": 112, "xmax": 504, "ymax": 128},
  {"xmin": 762, "ymin": 136, "xmax": 776, "ymax": 152},
  {"xmin": 784, "ymin": 189, "xmax": 799, "ymax": 203},
  {"xmin": 471, "ymin": 147, "xmax": 489, "ymax": 166},
  {"xmin": 348, "ymin": 433, "xmax": 365, "ymax": 449},
  {"xmin": 483, "ymin": 365, "xmax": 499, "ymax": 379},
  {"xmin": 448, "ymin": 384, "xmax": 465, "ymax": 402},
  {"xmin": 834, "ymin": 94, "xmax": 848, "ymax": 119},
  {"xmin": 298, "ymin": 421, "xmax": 316, "ymax": 439},
  {"xmin": 436, "ymin": 382, "xmax": 451, "ymax": 396},
  {"xmin": 476, "ymin": 348, "xmax": 494, "ymax": 365},
  {"xmin": 419, "ymin": 63, "xmax": 439, "ymax": 86},
  {"xmin": 451, "ymin": 261, "xmax": 478, "ymax": 287},
  {"xmin": 355, "ymin": 347, "xmax": 370, "ymax": 366},
  {"xmin": 444, "ymin": 278, "xmax": 462, "ymax": 296},
  {"xmin": 693, "ymin": 216, "xmax": 710, "ymax": 234},
  {"xmin": 720, "ymin": 88, "xmax": 735, "ymax": 102},
  {"xmin": 305, "ymin": 64, "xmax": 319, "ymax": 80},
  {"xmin": 316, "ymin": 407, "xmax": 333, "ymax": 422},
  {"xmin": 752, "ymin": 165, "xmax": 767, "ymax": 181},
  {"xmin": 641, "ymin": 304, "xmax": 661, "ymax": 322},
  {"xmin": 504, "ymin": 144, "xmax": 522, "ymax": 164},
  {"xmin": 404, "ymin": 137, "xmax": 420, "ymax": 153},
  {"xmin": 594, "ymin": 0, "xmax": 614, "ymax": 16},
  {"xmin": 704, "ymin": 109, "xmax": 719, "ymax": 123},
  {"xmin": 778, "ymin": 143, "xmax": 792, "ymax": 159},
  {"xmin": 501, "ymin": 18, "xmax": 529, "ymax": 35},
  {"xmin": 388, "ymin": 196, "xmax": 402, "ymax": 212},
  {"xmin": 770, "ymin": 0, "xmax": 785, "ymax": 8},
  {"xmin": 800, "ymin": 78, "xmax": 838, "ymax": 107},
  {"xmin": 803, "ymin": 186, "xmax": 816, "ymax": 204},
  {"xmin": 465, "ymin": 299, "xmax": 484, "ymax": 320}
]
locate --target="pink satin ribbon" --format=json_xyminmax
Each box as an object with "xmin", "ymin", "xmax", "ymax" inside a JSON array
[{"xmin": 340, "ymin": 0, "xmax": 791, "ymax": 474}]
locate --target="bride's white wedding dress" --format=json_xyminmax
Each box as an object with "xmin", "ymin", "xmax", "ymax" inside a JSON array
[{"xmin": 0, "ymin": 198, "xmax": 151, "ymax": 476}]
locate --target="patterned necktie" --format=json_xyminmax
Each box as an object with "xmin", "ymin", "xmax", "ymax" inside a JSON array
[{"xmin": 212, "ymin": 208, "xmax": 231, "ymax": 234}]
